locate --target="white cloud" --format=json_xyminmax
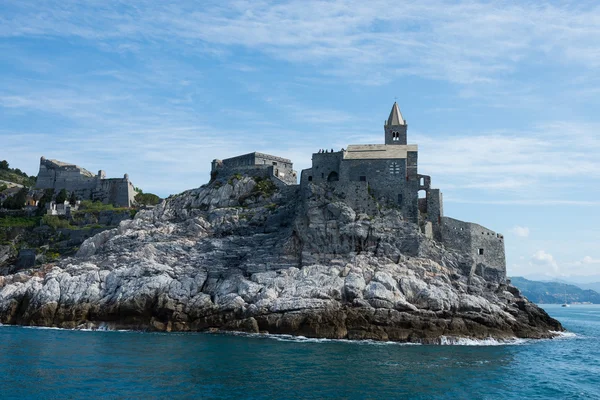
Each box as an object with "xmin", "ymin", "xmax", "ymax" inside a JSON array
[
  {"xmin": 2, "ymin": 1, "xmax": 600, "ymax": 86},
  {"xmin": 582, "ymin": 256, "xmax": 600, "ymax": 265},
  {"xmin": 510, "ymin": 226, "xmax": 530, "ymax": 238},
  {"xmin": 530, "ymin": 250, "xmax": 559, "ymax": 273}
]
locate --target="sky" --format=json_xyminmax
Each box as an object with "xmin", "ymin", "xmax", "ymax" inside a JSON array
[{"xmin": 1, "ymin": 1, "xmax": 600, "ymax": 281}]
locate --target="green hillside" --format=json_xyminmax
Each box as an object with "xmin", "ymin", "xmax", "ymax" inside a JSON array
[
  {"xmin": 511, "ymin": 276, "xmax": 600, "ymax": 304},
  {"xmin": 0, "ymin": 160, "xmax": 36, "ymax": 187}
]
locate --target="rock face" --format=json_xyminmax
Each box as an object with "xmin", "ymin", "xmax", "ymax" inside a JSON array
[{"xmin": 0, "ymin": 176, "xmax": 562, "ymax": 342}]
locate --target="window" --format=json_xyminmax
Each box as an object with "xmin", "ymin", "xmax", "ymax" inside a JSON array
[
  {"xmin": 308, "ymin": 176, "xmax": 313, "ymax": 181},
  {"xmin": 359, "ymin": 176, "xmax": 366, "ymax": 182},
  {"xmin": 398, "ymin": 194, "xmax": 403, "ymax": 205},
  {"xmin": 478, "ymin": 248, "xmax": 484, "ymax": 255},
  {"xmin": 273, "ymin": 162, "xmax": 277, "ymax": 166},
  {"xmin": 389, "ymin": 162, "xmax": 400, "ymax": 174}
]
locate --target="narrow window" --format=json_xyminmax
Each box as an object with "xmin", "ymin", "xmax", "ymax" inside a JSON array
[
  {"xmin": 273, "ymin": 162, "xmax": 277, "ymax": 166},
  {"xmin": 398, "ymin": 194, "xmax": 403, "ymax": 205},
  {"xmin": 359, "ymin": 176, "xmax": 366, "ymax": 182},
  {"xmin": 308, "ymin": 176, "xmax": 313, "ymax": 181},
  {"xmin": 478, "ymin": 248, "xmax": 484, "ymax": 255}
]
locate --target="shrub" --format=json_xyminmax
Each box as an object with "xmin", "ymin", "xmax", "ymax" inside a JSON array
[
  {"xmin": 134, "ymin": 192, "xmax": 161, "ymax": 206},
  {"xmin": 42, "ymin": 215, "xmax": 72, "ymax": 229},
  {"xmin": 0, "ymin": 216, "xmax": 39, "ymax": 227},
  {"xmin": 253, "ymin": 177, "xmax": 277, "ymax": 197}
]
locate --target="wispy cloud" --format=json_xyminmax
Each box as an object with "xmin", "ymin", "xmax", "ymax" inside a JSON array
[
  {"xmin": 3, "ymin": 1, "xmax": 600, "ymax": 86},
  {"xmin": 530, "ymin": 250, "xmax": 559, "ymax": 274},
  {"xmin": 511, "ymin": 226, "xmax": 530, "ymax": 238}
]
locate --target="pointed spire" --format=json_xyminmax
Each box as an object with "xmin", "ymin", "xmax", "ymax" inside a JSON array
[{"xmin": 386, "ymin": 102, "xmax": 405, "ymax": 126}]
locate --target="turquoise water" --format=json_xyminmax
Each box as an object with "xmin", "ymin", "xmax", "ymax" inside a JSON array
[{"xmin": 0, "ymin": 305, "xmax": 598, "ymax": 399}]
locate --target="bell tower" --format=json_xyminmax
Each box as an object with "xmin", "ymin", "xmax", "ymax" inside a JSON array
[{"xmin": 384, "ymin": 102, "xmax": 407, "ymax": 145}]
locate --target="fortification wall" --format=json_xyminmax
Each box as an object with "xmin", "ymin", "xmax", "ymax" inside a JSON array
[
  {"xmin": 310, "ymin": 152, "xmax": 343, "ymax": 183},
  {"xmin": 213, "ymin": 153, "xmax": 297, "ymax": 185},
  {"xmin": 36, "ymin": 162, "xmax": 97, "ymax": 192},
  {"xmin": 213, "ymin": 165, "xmax": 274, "ymax": 181},
  {"xmin": 35, "ymin": 158, "xmax": 135, "ymax": 207},
  {"xmin": 92, "ymin": 178, "xmax": 135, "ymax": 207},
  {"xmin": 326, "ymin": 181, "xmax": 379, "ymax": 215},
  {"xmin": 219, "ymin": 153, "xmax": 256, "ymax": 168},
  {"xmin": 441, "ymin": 217, "xmax": 505, "ymax": 282}
]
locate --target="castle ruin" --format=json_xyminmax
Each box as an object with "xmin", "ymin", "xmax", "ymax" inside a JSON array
[
  {"xmin": 35, "ymin": 157, "xmax": 136, "ymax": 207},
  {"xmin": 211, "ymin": 103, "xmax": 506, "ymax": 275},
  {"xmin": 211, "ymin": 152, "xmax": 297, "ymax": 186}
]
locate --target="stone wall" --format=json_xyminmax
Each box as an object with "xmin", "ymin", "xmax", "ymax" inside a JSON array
[
  {"xmin": 441, "ymin": 217, "xmax": 506, "ymax": 282},
  {"xmin": 308, "ymin": 151, "xmax": 344, "ymax": 183},
  {"xmin": 36, "ymin": 158, "xmax": 97, "ymax": 192},
  {"xmin": 212, "ymin": 152, "xmax": 297, "ymax": 185},
  {"xmin": 385, "ymin": 124, "xmax": 407, "ymax": 145},
  {"xmin": 35, "ymin": 158, "xmax": 135, "ymax": 208}
]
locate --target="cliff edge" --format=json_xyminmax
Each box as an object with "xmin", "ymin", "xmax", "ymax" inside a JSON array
[{"xmin": 0, "ymin": 176, "xmax": 562, "ymax": 342}]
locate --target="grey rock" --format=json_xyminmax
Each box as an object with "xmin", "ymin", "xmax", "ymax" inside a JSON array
[{"xmin": 0, "ymin": 176, "xmax": 563, "ymax": 341}]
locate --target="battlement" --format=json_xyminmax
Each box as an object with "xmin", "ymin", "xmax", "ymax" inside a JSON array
[
  {"xmin": 35, "ymin": 157, "xmax": 136, "ymax": 207},
  {"xmin": 208, "ymin": 102, "xmax": 506, "ymax": 275},
  {"xmin": 212, "ymin": 151, "xmax": 297, "ymax": 185}
]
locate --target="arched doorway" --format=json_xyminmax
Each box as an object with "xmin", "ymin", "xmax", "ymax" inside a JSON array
[{"xmin": 327, "ymin": 171, "xmax": 339, "ymax": 182}]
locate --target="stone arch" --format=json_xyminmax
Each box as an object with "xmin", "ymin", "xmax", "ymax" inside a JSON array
[{"xmin": 327, "ymin": 171, "xmax": 339, "ymax": 182}]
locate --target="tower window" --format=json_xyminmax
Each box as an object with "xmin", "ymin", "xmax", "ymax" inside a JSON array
[
  {"xmin": 478, "ymin": 248, "xmax": 484, "ymax": 255},
  {"xmin": 308, "ymin": 176, "xmax": 312, "ymax": 181}
]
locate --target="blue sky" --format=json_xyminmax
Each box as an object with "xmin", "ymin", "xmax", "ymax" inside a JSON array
[{"xmin": 1, "ymin": 1, "xmax": 600, "ymax": 280}]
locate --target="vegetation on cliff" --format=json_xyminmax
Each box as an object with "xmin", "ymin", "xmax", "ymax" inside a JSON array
[
  {"xmin": 0, "ymin": 175, "xmax": 562, "ymax": 341},
  {"xmin": 0, "ymin": 160, "xmax": 36, "ymax": 187}
]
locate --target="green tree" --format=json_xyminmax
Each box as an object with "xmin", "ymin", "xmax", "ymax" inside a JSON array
[
  {"xmin": 2, "ymin": 187, "xmax": 27, "ymax": 209},
  {"xmin": 135, "ymin": 192, "xmax": 161, "ymax": 206},
  {"xmin": 0, "ymin": 160, "xmax": 8, "ymax": 170},
  {"xmin": 55, "ymin": 189, "xmax": 68, "ymax": 204},
  {"xmin": 69, "ymin": 191, "xmax": 77, "ymax": 205},
  {"xmin": 36, "ymin": 189, "xmax": 55, "ymax": 215}
]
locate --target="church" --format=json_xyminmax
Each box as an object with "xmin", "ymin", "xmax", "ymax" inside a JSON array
[
  {"xmin": 213, "ymin": 102, "xmax": 506, "ymax": 276},
  {"xmin": 300, "ymin": 102, "xmax": 443, "ymax": 240}
]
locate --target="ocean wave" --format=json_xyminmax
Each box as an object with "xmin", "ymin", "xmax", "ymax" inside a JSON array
[
  {"xmin": 222, "ymin": 331, "xmax": 422, "ymax": 346},
  {"xmin": 438, "ymin": 336, "xmax": 529, "ymax": 346},
  {"xmin": 221, "ymin": 331, "xmax": 536, "ymax": 346},
  {"xmin": 549, "ymin": 331, "xmax": 578, "ymax": 339}
]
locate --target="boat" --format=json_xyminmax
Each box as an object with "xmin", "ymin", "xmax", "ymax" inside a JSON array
[{"xmin": 561, "ymin": 291, "xmax": 569, "ymax": 307}]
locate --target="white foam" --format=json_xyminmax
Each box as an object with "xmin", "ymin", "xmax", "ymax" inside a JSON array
[
  {"xmin": 438, "ymin": 336, "xmax": 529, "ymax": 346},
  {"xmin": 222, "ymin": 331, "xmax": 421, "ymax": 346},
  {"xmin": 549, "ymin": 331, "xmax": 578, "ymax": 339}
]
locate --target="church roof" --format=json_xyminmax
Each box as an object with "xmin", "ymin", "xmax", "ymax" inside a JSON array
[
  {"xmin": 344, "ymin": 144, "xmax": 417, "ymax": 160},
  {"xmin": 386, "ymin": 102, "xmax": 405, "ymax": 126}
]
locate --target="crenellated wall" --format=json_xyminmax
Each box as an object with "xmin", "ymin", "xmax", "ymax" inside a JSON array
[
  {"xmin": 35, "ymin": 157, "xmax": 135, "ymax": 207},
  {"xmin": 212, "ymin": 152, "xmax": 297, "ymax": 185},
  {"xmin": 441, "ymin": 217, "xmax": 506, "ymax": 282}
]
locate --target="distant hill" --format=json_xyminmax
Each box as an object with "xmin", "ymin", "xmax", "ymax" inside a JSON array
[
  {"xmin": 510, "ymin": 276, "xmax": 600, "ymax": 304},
  {"xmin": 0, "ymin": 160, "xmax": 36, "ymax": 187},
  {"xmin": 576, "ymin": 282, "xmax": 600, "ymax": 293}
]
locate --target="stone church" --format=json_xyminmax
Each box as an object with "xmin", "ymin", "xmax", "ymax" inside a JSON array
[{"xmin": 213, "ymin": 102, "xmax": 506, "ymax": 275}]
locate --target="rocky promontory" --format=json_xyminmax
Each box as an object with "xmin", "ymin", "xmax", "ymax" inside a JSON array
[{"xmin": 0, "ymin": 176, "xmax": 562, "ymax": 342}]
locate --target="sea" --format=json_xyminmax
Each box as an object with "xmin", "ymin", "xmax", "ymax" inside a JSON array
[{"xmin": 0, "ymin": 305, "xmax": 598, "ymax": 399}]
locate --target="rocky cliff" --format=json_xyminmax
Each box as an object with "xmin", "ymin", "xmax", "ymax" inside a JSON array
[{"xmin": 0, "ymin": 176, "xmax": 562, "ymax": 342}]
